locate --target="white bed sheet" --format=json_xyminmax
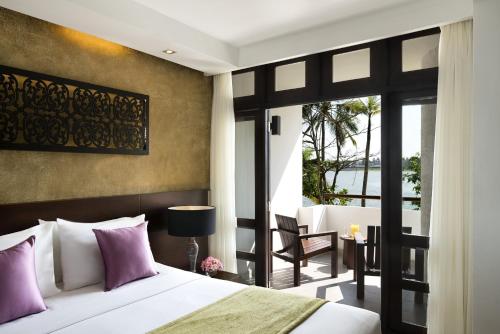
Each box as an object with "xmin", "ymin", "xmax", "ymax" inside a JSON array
[{"xmin": 1, "ymin": 264, "xmax": 381, "ymax": 334}]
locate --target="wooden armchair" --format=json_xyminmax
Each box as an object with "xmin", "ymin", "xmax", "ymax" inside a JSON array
[
  {"xmin": 270, "ymin": 214, "xmax": 338, "ymax": 287},
  {"xmin": 355, "ymin": 226, "xmax": 413, "ymax": 299},
  {"xmin": 354, "ymin": 226, "xmax": 380, "ymax": 299}
]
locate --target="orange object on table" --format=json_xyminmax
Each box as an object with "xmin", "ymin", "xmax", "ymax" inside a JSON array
[{"xmin": 350, "ymin": 224, "xmax": 360, "ymax": 236}]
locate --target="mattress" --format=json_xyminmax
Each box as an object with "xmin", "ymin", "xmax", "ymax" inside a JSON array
[{"xmin": 1, "ymin": 264, "xmax": 381, "ymax": 334}]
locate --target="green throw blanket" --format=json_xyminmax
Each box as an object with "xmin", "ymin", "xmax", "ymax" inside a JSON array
[{"xmin": 149, "ymin": 286, "xmax": 326, "ymax": 334}]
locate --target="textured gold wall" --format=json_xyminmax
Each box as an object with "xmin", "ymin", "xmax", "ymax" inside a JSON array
[{"xmin": 0, "ymin": 8, "xmax": 212, "ymax": 204}]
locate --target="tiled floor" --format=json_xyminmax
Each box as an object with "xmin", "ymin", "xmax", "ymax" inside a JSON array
[{"xmin": 270, "ymin": 253, "xmax": 427, "ymax": 326}]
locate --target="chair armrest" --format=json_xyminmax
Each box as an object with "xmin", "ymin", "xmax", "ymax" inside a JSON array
[{"xmin": 299, "ymin": 231, "xmax": 337, "ymax": 239}]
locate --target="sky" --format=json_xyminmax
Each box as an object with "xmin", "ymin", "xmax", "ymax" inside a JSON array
[{"xmin": 402, "ymin": 105, "xmax": 422, "ymax": 158}]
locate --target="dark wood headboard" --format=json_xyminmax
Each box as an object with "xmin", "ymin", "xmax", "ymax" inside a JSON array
[{"xmin": 0, "ymin": 190, "xmax": 209, "ymax": 270}]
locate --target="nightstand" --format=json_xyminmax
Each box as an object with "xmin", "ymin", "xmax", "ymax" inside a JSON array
[{"xmin": 210, "ymin": 270, "xmax": 243, "ymax": 283}]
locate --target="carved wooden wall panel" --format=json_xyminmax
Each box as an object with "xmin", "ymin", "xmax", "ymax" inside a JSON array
[{"xmin": 0, "ymin": 65, "xmax": 149, "ymax": 155}]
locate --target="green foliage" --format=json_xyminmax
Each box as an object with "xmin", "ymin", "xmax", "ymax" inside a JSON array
[
  {"xmin": 302, "ymin": 148, "xmax": 352, "ymax": 205},
  {"xmin": 327, "ymin": 101, "xmax": 360, "ymax": 148},
  {"xmin": 332, "ymin": 188, "xmax": 352, "ymax": 206},
  {"xmin": 402, "ymin": 153, "xmax": 421, "ymax": 209},
  {"xmin": 302, "ymin": 148, "xmax": 320, "ymax": 204}
]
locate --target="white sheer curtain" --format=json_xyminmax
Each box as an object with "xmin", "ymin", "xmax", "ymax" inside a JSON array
[
  {"xmin": 427, "ymin": 20, "xmax": 473, "ymax": 334},
  {"xmin": 209, "ymin": 73, "xmax": 237, "ymax": 274}
]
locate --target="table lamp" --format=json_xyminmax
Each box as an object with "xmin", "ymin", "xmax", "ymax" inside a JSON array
[{"xmin": 167, "ymin": 206, "xmax": 216, "ymax": 272}]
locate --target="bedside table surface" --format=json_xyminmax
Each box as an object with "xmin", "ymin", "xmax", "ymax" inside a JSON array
[{"xmin": 212, "ymin": 270, "xmax": 241, "ymax": 282}]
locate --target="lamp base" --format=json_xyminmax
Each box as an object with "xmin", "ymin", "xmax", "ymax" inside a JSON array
[{"xmin": 187, "ymin": 237, "xmax": 199, "ymax": 272}]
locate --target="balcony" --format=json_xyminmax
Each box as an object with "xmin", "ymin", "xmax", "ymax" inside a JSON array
[{"xmin": 267, "ymin": 203, "xmax": 427, "ymax": 326}]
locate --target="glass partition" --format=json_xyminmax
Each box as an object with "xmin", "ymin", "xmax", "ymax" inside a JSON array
[
  {"xmin": 233, "ymin": 71, "xmax": 255, "ymax": 98},
  {"xmin": 235, "ymin": 119, "xmax": 256, "ymax": 284},
  {"xmin": 332, "ymin": 48, "xmax": 371, "ymax": 82},
  {"xmin": 402, "ymin": 34, "xmax": 439, "ymax": 72},
  {"xmin": 401, "ymin": 102, "xmax": 436, "ymax": 327},
  {"xmin": 275, "ymin": 61, "xmax": 306, "ymax": 91}
]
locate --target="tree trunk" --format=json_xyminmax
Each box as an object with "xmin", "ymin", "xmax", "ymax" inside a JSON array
[
  {"xmin": 331, "ymin": 139, "xmax": 341, "ymax": 193},
  {"xmin": 361, "ymin": 114, "xmax": 372, "ymax": 207},
  {"xmin": 332, "ymin": 170, "xmax": 340, "ymax": 195},
  {"xmin": 316, "ymin": 156, "xmax": 324, "ymax": 204},
  {"xmin": 319, "ymin": 117, "xmax": 327, "ymax": 203}
]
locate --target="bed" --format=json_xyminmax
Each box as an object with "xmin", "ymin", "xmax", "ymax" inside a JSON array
[
  {"xmin": 0, "ymin": 263, "xmax": 380, "ymax": 334},
  {"xmin": 0, "ymin": 191, "xmax": 381, "ymax": 334}
]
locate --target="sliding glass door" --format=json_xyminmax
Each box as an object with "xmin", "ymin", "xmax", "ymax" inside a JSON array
[
  {"xmin": 383, "ymin": 91, "xmax": 435, "ymax": 334},
  {"xmin": 234, "ymin": 109, "xmax": 270, "ymax": 287},
  {"xmin": 232, "ymin": 27, "xmax": 440, "ymax": 332}
]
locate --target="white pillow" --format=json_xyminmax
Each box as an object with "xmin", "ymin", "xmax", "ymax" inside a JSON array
[
  {"xmin": 0, "ymin": 223, "xmax": 60, "ymax": 297},
  {"xmin": 56, "ymin": 215, "xmax": 146, "ymax": 290},
  {"xmin": 38, "ymin": 219, "xmax": 62, "ymax": 285}
]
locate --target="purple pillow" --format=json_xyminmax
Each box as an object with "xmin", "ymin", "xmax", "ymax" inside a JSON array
[
  {"xmin": 93, "ymin": 223, "xmax": 157, "ymax": 291},
  {"xmin": 0, "ymin": 236, "xmax": 47, "ymax": 324}
]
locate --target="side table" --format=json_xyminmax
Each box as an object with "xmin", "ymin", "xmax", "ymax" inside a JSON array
[{"xmin": 340, "ymin": 235, "xmax": 357, "ymax": 269}]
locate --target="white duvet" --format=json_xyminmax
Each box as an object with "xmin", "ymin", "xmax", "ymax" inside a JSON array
[{"xmin": 1, "ymin": 264, "xmax": 381, "ymax": 334}]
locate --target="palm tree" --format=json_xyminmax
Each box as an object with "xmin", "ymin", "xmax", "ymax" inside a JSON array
[
  {"xmin": 352, "ymin": 96, "xmax": 381, "ymax": 207},
  {"xmin": 302, "ymin": 102, "xmax": 332, "ymax": 203},
  {"xmin": 302, "ymin": 101, "xmax": 360, "ymax": 204},
  {"xmin": 326, "ymin": 101, "xmax": 360, "ymax": 193}
]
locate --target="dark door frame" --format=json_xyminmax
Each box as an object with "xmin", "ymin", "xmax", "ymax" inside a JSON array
[{"xmin": 233, "ymin": 28, "xmax": 439, "ymax": 333}]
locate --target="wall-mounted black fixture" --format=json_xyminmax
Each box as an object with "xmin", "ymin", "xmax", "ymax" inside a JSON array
[{"xmin": 270, "ymin": 115, "xmax": 281, "ymax": 135}]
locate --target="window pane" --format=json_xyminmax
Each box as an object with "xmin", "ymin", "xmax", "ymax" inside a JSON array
[
  {"xmin": 402, "ymin": 34, "xmax": 439, "ymax": 72},
  {"xmin": 237, "ymin": 258, "xmax": 255, "ymax": 285},
  {"xmin": 275, "ymin": 61, "xmax": 305, "ymax": 91},
  {"xmin": 233, "ymin": 71, "xmax": 255, "ymax": 98},
  {"xmin": 302, "ymin": 96, "xmax": 381, "ymax": 208},
  {"xmin": 235, "ymin": 120, "xmax": 255, "ymax": 219},
  {"xmin": 402, "ymin": 289, "xmax": 428, "ymax": 327},
  {"xmin": 236, "ymin": 228, "xmax": 255, "ymax": 255},
  {"xmin": 332, "ymin": 48, "xmax": 370, "ymax": 82},
  {"xmin": 235, "ymin": 119, "xmax": 256, "ymax": 285},
  {"xmin": 402, "ymin": 248, "xmax": 427, "ymax": 283},
  {"xmin": 402, "ymin": 103, "xmax": 436, "ymax": 235},
  {"xmin": 236, "ymin": 226, "xmax": 255, "ymax": 284},
  {"xmin": 401, "ymin": 102, "xmax": 436, "ymax": 329}
]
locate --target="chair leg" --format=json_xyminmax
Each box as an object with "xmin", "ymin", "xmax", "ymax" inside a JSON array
[
  {"xmin": 356, "ymin": 243, "xmax": 365, "ymax": 299},
  {"xmin": 331, "ymin": 250, "xmax": 338, "ymax": 278},
  {"xmin": 331, "ymin": 232, "xmax": 338, "ymax": 278},
  {"xmin": 293, "ymin": 260, "xmax": 300, "ymax": 287},
  {"xmin": 356, "ymin": 271, "xmax": 364, "ymax": 299},
  {"xmin": 302, "ymin": 259, "xmax": 308, "ymax": 267}
]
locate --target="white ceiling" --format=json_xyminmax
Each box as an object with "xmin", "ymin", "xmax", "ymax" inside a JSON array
[
  {"xmin": 0, "ymin": 0, "xmax": 472, "ymax": 74},
  {"xmin": 133, "ymin": 0, "xmax": 412, "ymax": 46}
]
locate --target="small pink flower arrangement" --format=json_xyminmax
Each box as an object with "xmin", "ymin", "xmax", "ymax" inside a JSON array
[{"xmin": 200, "ymin": 256, "xmax": 223, "ymax": 275}]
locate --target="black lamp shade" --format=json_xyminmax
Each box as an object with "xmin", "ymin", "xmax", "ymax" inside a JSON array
[{"xmin": 167, "ymin": 206, "xmax": 216, "ymax": 237}]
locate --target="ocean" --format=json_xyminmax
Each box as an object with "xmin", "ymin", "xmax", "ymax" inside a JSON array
[{"xmin": 303, "ymin": 168, "xmax": 418, "ymax": 209}]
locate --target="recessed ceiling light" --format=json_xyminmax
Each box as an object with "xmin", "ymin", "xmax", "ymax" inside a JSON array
[{"xmin": 162, "ymin": 49, "xmax": 176, "ymax": 55}]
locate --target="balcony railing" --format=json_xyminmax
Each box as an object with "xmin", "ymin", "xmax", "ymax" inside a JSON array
[{"xmin": 324, "ymin": 193, "xmax": 421, "ymax": 202}]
